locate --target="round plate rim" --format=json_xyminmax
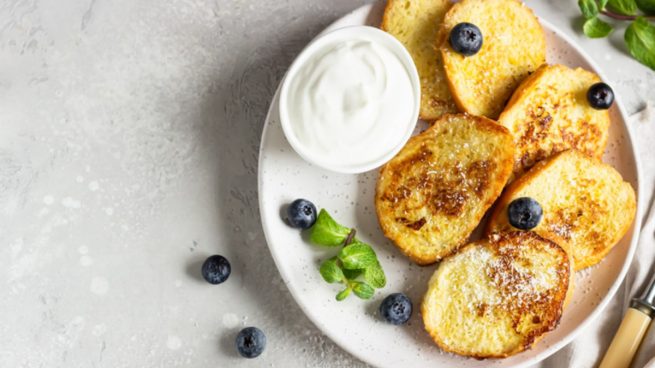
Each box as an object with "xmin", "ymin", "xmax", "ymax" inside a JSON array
[{"xmin": 257, "ymin": 4, "xmax": 643, "ymax": 367}]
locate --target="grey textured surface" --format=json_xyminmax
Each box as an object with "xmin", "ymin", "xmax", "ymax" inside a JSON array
[{"xmin": 0, "ymin": 0, "xmax": 653, "ymax": 367}]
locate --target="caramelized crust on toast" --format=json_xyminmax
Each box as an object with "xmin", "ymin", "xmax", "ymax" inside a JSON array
[
  {"xmin": 498, "ymin": 64, "xmax": 610, "ymax": 178},
  {"xmin": 439, "ymin": 0, "xmax": 546, "ymax": 119},
  {"xmin": 422, "ymin": 231, "xmax": 572, "ymax": 358},
  {"xmin": 375, "ymin": 113, "xmax": 514, "ymax": 265},
  {"xmin": 381, "ymin": 0, "xmax": 457, "ymax": 120},
  {"xmin": 486, "ymin": 150, "xmax": 636, "ymax": 270}
]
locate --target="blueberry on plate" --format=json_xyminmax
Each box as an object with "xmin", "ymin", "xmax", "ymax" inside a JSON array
[
  {"xmin": 587, "ymin": 82, "xmax": 614, "ymax": 110},
  {"xmin": 201, "ymin": 255, "xmax": 231, "ymax": 284},
  {"xmin": 508, "ymin": 197, "xmax": 543, "ymax": 230},
  {"xmin": 449, "ymin": 22, "xmax": 483, "ymax": 56},
  {"xmin": 236, "ymin": 327, "xmax": 266, "ymax": 358},
  {"xmin": 287, "ymin": 198, "xmax": 317, "ymax": 229},
  {"xmin": 379, "ymin": 293, "xmax": 412, "ymax": 325}
]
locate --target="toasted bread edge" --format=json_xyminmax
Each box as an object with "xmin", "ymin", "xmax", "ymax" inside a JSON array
[
  {"xmin": 375, "ymin": 113, "xmax": 515, "ymax": 265},
  {"xmin": 421, "ymin": 232, "xmax": 572, "ymax": 358},
  {"xmin": 484, "ymin": 150, "xmax": 637, "ymax": 271}
]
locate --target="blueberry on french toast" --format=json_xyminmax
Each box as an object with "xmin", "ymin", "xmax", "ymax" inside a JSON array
[
  {"xmin": 587, "ymin": 82, "xmax": 614, "ymax": 110},
  {"xmin": 449, "ymin": 22, "xmax": 483, "ymax": 56},
  {"xmin": 486, "ymin": 150, "xmax": 636, "ymax": 270},
  {"xmin": 440, "ymin": 0, "xmax": 546, "ymax": 119},
  {"xmin": 497, "ymin": 64, "xmax": 611, "ymax": 178}
]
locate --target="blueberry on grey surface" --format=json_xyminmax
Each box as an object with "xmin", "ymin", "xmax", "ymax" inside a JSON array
[
  {"xmin": 379, "ymin": 293, "xmax": 412, "ymax": 325},
  {"xmin": 201, "ymin": 255, "xmax": 231, "ymax": 284},
  {"xmin": 508, "ymin": 197, "xmax": 543, "ymax": 230},
  {"xmin": 286, "ymin": 198, "xmax": 317, "ymax": 229},
  {"xmin": 236, "ymin": 327, "xmax": 266, "ymax": 358},
  {"xmin": 587, "ymin": 82, "xmax": 614, "ymax": 110},
  {"xmin": 449, "ymin": 22, "xmax": 483, "ymax": 56}
]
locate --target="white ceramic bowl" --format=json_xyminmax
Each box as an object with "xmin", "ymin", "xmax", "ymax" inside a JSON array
[{"xmin": 278, "ymin": 25, "xmax": 420, "ymax": 174}]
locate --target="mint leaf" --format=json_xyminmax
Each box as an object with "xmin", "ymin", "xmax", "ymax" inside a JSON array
[
  {"xmin": 599, "ymin": 0, "xmax": 610, "ymax": 8},
  {"xmin": 338, "ymin": 242, "xmax": 377, "ymax": 270},
  {"xmin": 319, "ymin": 257, "xmax": 344, "ymax": 283},
  {"xmin": 636, "ymin": 0, "xmax": 655, "ymax": 13},
  {"xmin": 583, "ymin": 17, "xmax": 614, "ymax": 38},
  {"xmin": 608, "ymin": 0, "xmax": 637, "ymax": 14},
  {"xmin": 579, "ymin": 0, "xmax": 599, "ymax": 18},
  {"xmin": 364, "ymin": 261, "xmax": 386, "ymax": 288},
  {"xmin": 307, "ymin": 209, "xmax": 387, "ymax": 302},
  {"xmin": 625, "ymin": 17, "xmax": 655, "ymax": 70},
  {"xmin": 351, "ymin": 282, "xmax": 374, "ymax": 299},
  {"xmin": 309, "ymin": 209, "xmax": 351, "ymax": 247},
  {"xmin": 336, "ymin": 287, "xmax": 351, "ymax": 301},
  {"xmin": 342, "ymin": 268, "xmax": 363, "ymax": 280}
]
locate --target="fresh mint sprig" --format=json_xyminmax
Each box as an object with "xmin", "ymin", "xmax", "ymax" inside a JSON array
[
  {"xmin": 363, "ymin": 261, "xmax": 386, "ymax": 289},
  {"xmin": 339, "ymin": 241, "xmax": 377, "ymax": 270},
  {"xmin": 319, "ymin": 257, "xmax": 344, "ymax": 283},
  {"xmin": 625, "ymin": 17, "xmax": 655, "ymax": 68},
  {"xmin": 578, "ymin": 0, "xmax": 655, "ymax": 70},
  {"xmin": 309, "ymin": 209, "xmax": 386, "ymax": 301},
  {"xmin": 609, "ymin": 0, "xmax": 637, "ymax": 15},
  {"xmin": 309, "ymin": 209, "xmax": 351, "ymax": 246}
]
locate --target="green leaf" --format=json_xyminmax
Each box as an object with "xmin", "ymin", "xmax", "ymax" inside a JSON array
[
  {"xmin": 351, "ymin": 282, "xmax": 375, "ymax": 299},
  {"xmin": 625, "ymin": 17, "xmax": 655, "ymax": 70},
  {"xmin": 309, "ymin": 209, "xmax": 351, "ymax": 247},
  {"xmin": 583, "ymin": 17, "xmax": 614, "ymax": 38},
  {"xmin": 338, "ymin": 241, "xmax": 377, "ymax": 270},
  {"xmin": 336, "ymin": 287, "xmax": 351, "ymax": 301},
  {"xmin": 636, "ymin": 0, "xmax": 655, "ymax": 13},
  {"xmin": 607, "ymin": 0, "xmax": 637, "ymax": 14},
  {"xmin": 342, "ymin": 268, "xmax": 363, "ymax": 280},
  {"xmin": 579, "ymin": 0, "xmax": 599, "ymax": 19},
  {"xmin": 364, "ymin": 262, "xmax": 387, "ymax": 289},
  {"xmin": 599, "ymin": 0, "xmax": 610, "ymax": 9},
  {"xmin": 319, "ymin": 257, "xmax": 344, "ymax": 284}
]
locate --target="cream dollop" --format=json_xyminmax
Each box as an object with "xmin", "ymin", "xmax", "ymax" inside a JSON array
[{"xmin": 284, "ymin": 36, "xmax": 416, "ymax": 171}]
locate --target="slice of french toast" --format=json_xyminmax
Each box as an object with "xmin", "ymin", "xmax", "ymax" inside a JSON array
[
  {"xmin": 422, "ymin": 231, "xmax": 573, "ymax": 358},
  {"xmin": 381, "ymin": 0, "xmax": 457, "ymax": 121},
  {"xmin": 375, "ymin": 113, "xmax": 514, "ymax": 265},
  {"xmin": 498, "ymin": 64, "xmax": 610, "ymax": 178},
  {"xmin": 439, "ymin": 0, "xmax": 546, "ymax": 119},
  {"xmin": 486, "ymin": 150, "xmax": 636, "ymax": 270}
]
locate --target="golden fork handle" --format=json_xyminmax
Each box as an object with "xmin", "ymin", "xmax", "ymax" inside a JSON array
[{"xmin": 599, "ymin": 308, "xmax": 652, "ymax": 368}]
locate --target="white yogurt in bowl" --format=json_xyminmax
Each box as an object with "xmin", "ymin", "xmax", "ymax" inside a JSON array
[{"xmin": 279, "ymin": 26, "xmax": 420, "ymax": 174}]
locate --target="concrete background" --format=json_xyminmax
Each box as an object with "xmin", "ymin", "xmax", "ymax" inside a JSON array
[{"xmin": 1, "ymin": 0, "xmax": 653, "ymax": 367}]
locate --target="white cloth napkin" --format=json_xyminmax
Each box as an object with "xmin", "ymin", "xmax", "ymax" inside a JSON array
[{"xmin": 538, "ymin": 106, "xmax": 655, "ymax": 368}]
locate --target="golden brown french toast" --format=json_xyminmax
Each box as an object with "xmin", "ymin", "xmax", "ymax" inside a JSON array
[
  {"xmin": 439, "ymin": 0, "xmax": 546, "ymax": 119},
  {"xmin": 422, "ymin": 231, "xmax": 573, "ymax": 358},
  {"xmin": 498, "ymin": 64, "xmax": 610, "ymax": 178},
  {"xmin": 375, "ymin": 113, "xmax": 514, "ymax": 265},
  {"xmin": 486, "ymin": 150, "xmax": 636, "ymax": 270},
  {"xmin": 381, "ymin": 0, "xmax": 457, "ymax": 120}
]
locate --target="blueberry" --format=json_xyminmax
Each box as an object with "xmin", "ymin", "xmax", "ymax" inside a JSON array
[
  {"xmin": 587, "ymin": 82, "xmax": 614, "ymax": 110},
  {"xmin": 286, "ymin": 199, "xmax": 317, "ymax": 229},
  {"xmin": 236, "ymin": 327, "xmax": 266, "ymax": 358},
  {"xmin": 379, "ymin": 293, "xmax": 412, "ymax": 325},
  {"xmin": 449, "ymin": 22, "xmax": 483, "ymax": 56},
  {"xmin": 508, "ymin": 197, "xmax": 543, "ymax": 230},
  {"xmin": 201, "ymin": 255, "xmax": 230, "ymax": 284}
]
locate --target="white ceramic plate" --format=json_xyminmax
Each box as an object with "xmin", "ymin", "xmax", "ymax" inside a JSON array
[{"xmin": 258, "ymin": 3, "xmax": 642, "ymax": 367}]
